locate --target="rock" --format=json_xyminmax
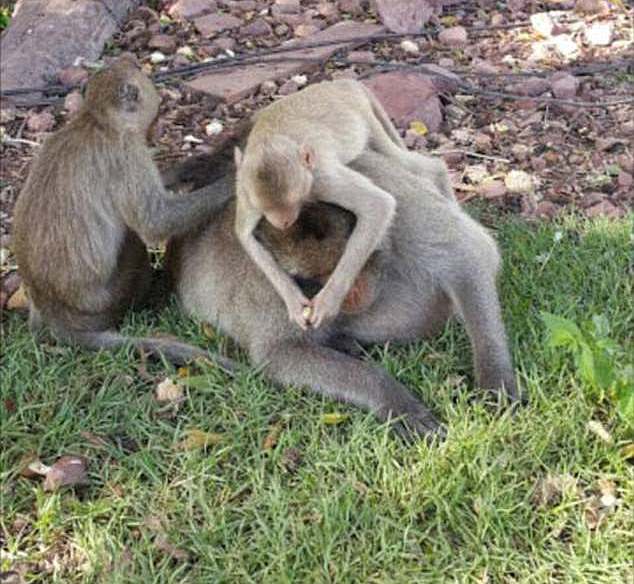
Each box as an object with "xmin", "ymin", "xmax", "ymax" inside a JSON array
[
  {"xmin": 169, "ymin": 0, "xmax": 217, "ymax": 20},
  {"xmin": 317, "ymin": 2, "xmax": 339, "ymax": 19},
  {"xmin": 212, "ymin": 37, "xmax": 237, "ymax": 52},
  {"xmin": 194, "ymin": 13, "xmax": 242, "ymax": 36},
  {"xmin": 472, "ymin": 58, "xmax": 498, "ymax": 74},
  {"xmin": 273, "ymin": 0, "xmax": 301, "ymax": 14},
  {"xmin": 149, "ymin": 51, "xmax": 167, "ymax": 64},
  {"xmin": 363, "ymin": 71, "xmax": 442, "ymax": 131},
  {"xmin": 585, "ymin": 22, "xmax": 613, "ymax": 47},
  {"xmin": 376, "ymin": 0, "xmax": 437, "ymax": 34},
  {"xmin": 530, "ymin": 12, "xmax": 555, "ymax": 38},
  {"xmin": 585, "ymin": 200, "xmax": 624, "ymax": 218},
  {"xmin": 57, "ymin": 66, "xmax": 88, "ymax": 87},
  {"xmin": 348, "ymin": 50, "xmax": 375, "ymax": 63},
  {"xmin": 260, "ymin": 80, "xmax": 278, "ymax": 95},
  {"xmin": 225, "ymin": 0, "xmax": 257, "ymax": 11},
  {"xmin": 509, "ymin": 77, "xmax": 550, "ymax": 97},
  {"xmin": 617, "ymin": 154, "xmax": 633, "ymax": 174},
  {"xmin": 617, "ymin": 171, "xmax": 633, "ymax": 190},
  {"xmin": 64, "ymin": 91, "xmax": 83, "ymax": 115},
  {"xmin": 294, "ymin": 23, "xmax": 321, "ymax": 38},
  {"xmin": 0, "ymin": 0, "xmax": 142, "ymax": 104},
  {"xmin": 400, "ymin": 39, "xmax": 420, "ymax": 54},
  {"xmin": 575, "ymin": 0, "xmax": 609, "ymax": 15},
  {"xmin": 274, "ymin": 23, "xmax": 289, "ymax": 36},
  {"xmin": 579, "ymin": 192, "xmax": 605, "ymax": 208},
  {"xmin": 279, "ymin": 79, "xmax": 300, "ymax": 95},
  {"xmin": 438, "ymin": 57, "xmax": 454, "ymax": 69},
  {"xmin": 338, "ymin": 0, "xmax": 364, "ymax": 15},
  {"xmin": 421, "ymin": 64, "xmax": 461, "ymax": 93},
  {"xmin": 553, "ymin": 35, "xmax": 579, "ymax": 59},
  {"xmin": 205, "ymin": 119, "xmax": 224, "ymax": 136},
  {"xmin": 186, "ymin": 21, "xmax": 383, "ymax": 104},
  {"xmin": 438, "ymin": 26, "xmax": 468, "ymax": 48},
  {"xmin": 26, "ymin": 111, "xmax": 55, "ymax": 133},
  {"xmin": 241, "ymin": 18, "xmax": 273, "ymax": 37},
  {"xmin": 550, "ymin": 72, "xmax": 579, "ymax": 99},
  {"xmin": 535, "ymin": 201, "xmax": 559, "ymax": 218},
  {"xmin": 511, "ymin": 144, "xmax": 531, "ymax": 161},
  {"xmin": 148, "ymin": 34, "xmax": 177, "ymax": 54}
]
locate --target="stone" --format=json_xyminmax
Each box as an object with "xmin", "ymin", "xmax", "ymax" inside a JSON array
[
  {"xmin": 279, "ymin": 79, "xmax": 300, "ymax": 95},
  {"xmin": 478, "ymin": 180, "xmax": 507, "ymax": 199},
  {"xmin": 617, "ymin": 171, "xmax": 633, "ymax": 190},
  {"xmin": 376, "ymin": 0, "xmax": 437, "ymax": 34},
  {"xmin": 148, "ymin": 34, "xmax": 177, "ymax": 54},
  {"xmin": 347, "ymin": 50, "xmax": 375, "ymax": 64},
  {"xmin": 317, "ymin": 2, "xmax": 339, "ymax": 19},
  {"xmin": 194, "ymin": 13, "xmax": 242, "ymax": 36},
  {"xmin": 63, "ymin": 91, "xmax": 83, "ymax": 115},
  {"xmin": 575, "ymin": 0, "xmax": 609, "ymax": 15},
  {"xmin": 363, "ymin": 71, "xmax": 442, "ymax": 131},
  {"xmin": 438, "ymin": 26, "xmax": 468, "ymax": 47},
  {"xmin": 585, "ymin": 22, "xmax": 613, "ymax": 47},
  {"xmin": 509, "ymin": 77, "xmax": 550, "ymax": 97},
  {"xmin": 585, "ymin": 200, "xmax": 624, "ymax": 218},
  {"xmin": 186, "ymin": 21, "xmax": 383, "ymax": 104},
  {"xmin": 168, "ymin": 0, "xmax": 217, "ymax": 20},
  {"xmin": 530, "ymin": 12, "xmax": 555, "ymax": 38},
  {"xmin": 472, "ymin": 58, "xmax": 498, "ymax": 74},
  {"xmin": 294, "ymin": 23, "xmax": 322, "ymax": 38},
  {"xmin": 57, "ymin": 66, "xmax": 89, "ymax": 87},
  {"xmin": 273, "ymin": 0, "xmax": 301, "ymax": 14},
  {"xmin": 549, "ymin": 72, "xmax": 578, "ymax": 99},
  {"xmin": 400, "ymin": 39, "xmax": 420, "ymax": 54},
  {"xmin": 26, "ymin": 111, "xmax": 55, "ymax": 133},
  {"xmin": 241, "ymin": 18, "xmax": 273, "ymax": 37},
  {"xmin": 421, "ymin": 64, "xmax": 461, "ymax": 93},
  {"xmin": 212, "ymin": 37, "xmax": 237, "ymax": 52},
  {"xmin": 338, "ymin": 0, "xmax": 363, "ymax": 15}
]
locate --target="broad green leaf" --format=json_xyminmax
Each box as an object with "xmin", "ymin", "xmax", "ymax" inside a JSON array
[
  {"xmin": 591, "ymin": 349, "xmax": 616, "ymax": 390},
  {"xmin": 614, "ymin": 379, "xmax": 634, "ymax": 428},
  {"xmin": 176, "ymin": 429, "xmax": 222, "ymax": 451},
  {"xmin": 541, "ymin": 312, "xmax": 583, "ymax": 350},
  {"xmin": 578, "ymin": 342, "xmax": 596, "ymax": 387}
]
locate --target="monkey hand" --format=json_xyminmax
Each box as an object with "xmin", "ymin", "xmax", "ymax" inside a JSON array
[
  {"xmin": 308, "ymin": 284, "xmax": 346, "ymax": 329},
  {"xmin": 282, "ymin": 288, "xmax": 312, "ymax": 330}
]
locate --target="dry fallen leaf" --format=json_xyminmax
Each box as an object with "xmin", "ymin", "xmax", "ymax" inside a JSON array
[
  {"xmin": 176, "ymin": 429, "xmax": 222, "ymax": 451},
  {"xmin": 504, "ymin": 170, "xmax": 534, "ymax": 193},
  {"xmin": 586, "ymin": 420, "xmax": 613, "ymax": 444},
  {"xmin": 42, "ymin": 455, "xmax": 89, "ymax": 491},
  {"xmin": 201, "ymin": 323, "xmax": 216, "ymax": 339},
  {"xmin": 532, "ymin": 474, "xmax": 579, "ymax": 507},
  {"xmin": 321, "ymin": 412, "xmax": 350, "ymax": 425},
  {"xmin": 409, "ymin": 120, "xmax": 428, "ymax": 136},
  {"xmin": 7, "ymin": 284, "xmax": 28, "ymax": 311},
  {"xmin": 155, "ymin": 377, "xmax": 184, "ymax": 404},
  {"xmin": 620, "ymin": 442, "xmax": 634, "ymax": 460},
  {"xmin": 154, "ymin": 535, "xmax": 189, "ymax": 561},
  {"xmin": 18, "ymin": 454, "xmax": 51, "ymax": 478},
  {"xmin": 262, "ymin": 421, "xmax": 284, "ymax": 451}
]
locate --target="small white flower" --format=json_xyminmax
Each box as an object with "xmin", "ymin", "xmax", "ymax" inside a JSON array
[
  {"xmin": 150, "ymin": 51, "xmax": 167, "ymax": 64},
  {"xmin": 292, "ymin": 74, "xmax": 308, "ymax": 86},
  {"xmin": 553, "ymin": 231, "xmax": 563, "ymax": 243}
]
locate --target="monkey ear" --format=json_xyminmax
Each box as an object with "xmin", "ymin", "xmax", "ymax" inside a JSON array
[
  {"xmin": 118, "ymin": 82, "xmax": 140, "ymax": 109},
  {"xmin": 234, "ymin": 147, "xmax": 243, "ymax": 168},
  {"xmin": 299, "ymin": 144, "xmax": 316, "ymax": 169}
]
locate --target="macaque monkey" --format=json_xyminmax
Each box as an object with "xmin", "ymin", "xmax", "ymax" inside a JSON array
[
  {"xmin": 234, "ymin": 79, "xmax": 440, "ymax": 330},
  {"xmin": 168, "ymin": 149, "xmax": 520, "ymax": 439},
  {"xmin": 12, "ymin": 57, "xmax": 235, "ymax": 369}
]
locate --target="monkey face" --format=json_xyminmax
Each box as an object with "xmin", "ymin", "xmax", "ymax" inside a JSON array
[{"xmin": 263, "ymin": 204, "xmax": 301, "ymax": 231}]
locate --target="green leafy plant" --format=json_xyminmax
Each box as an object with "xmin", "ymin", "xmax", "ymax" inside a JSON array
[
  {"xmin": 0, "ymin": 8, "xmax": 11, "ymax": 30},
  {"xmin": 542, "ymin": 312, "xmax": 633, "ymax": 429}
]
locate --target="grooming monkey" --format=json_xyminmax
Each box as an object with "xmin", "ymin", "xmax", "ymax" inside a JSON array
[
  {"xmin": 12, "ymin": 57, "xmax": 235, "ymax": 369},
  {"xmin": 168, "ymin": 150, "xmax": 520, "ymax": 439},
  {"xmin": 234, "ymin": 79, "xmax": 449, "ymax": 330}
]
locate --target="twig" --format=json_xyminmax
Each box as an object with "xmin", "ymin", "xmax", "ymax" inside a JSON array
[
  {"xmin": 1, "ymin": 137, "xmax": 40, "ymax": 147},
  {"xmin": 469, "ymin": 88, "xmax": 634, "ymax": 108},
  {"xmin": 431, "ymin": 150, "xmax": 511, "ymax": 163}
]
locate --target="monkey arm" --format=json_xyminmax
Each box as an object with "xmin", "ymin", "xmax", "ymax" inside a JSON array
[
  {"xmin": 308, "ymin": 165, "xmax": 396, "ymax": 327},
  {"xmin": 236, "ymin": 200, "xmax": 311, "ymax": 328},
  {"xmin": 122, "ymin": 180, "xmax": 233, "ymax": 245}
]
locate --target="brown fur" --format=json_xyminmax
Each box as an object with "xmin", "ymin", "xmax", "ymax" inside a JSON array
[{"xmin": 12, "ymin": 57, "xmax": 235, "ymax": 368}]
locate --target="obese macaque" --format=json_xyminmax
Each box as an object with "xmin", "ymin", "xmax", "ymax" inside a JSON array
[{"xmin": 168, "ymin": 150, "xmax": 520, "ymax": 439}]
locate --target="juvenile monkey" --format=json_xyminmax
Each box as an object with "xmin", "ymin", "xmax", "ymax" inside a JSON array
[
  {"xmin": 12, "ymin": 57, "xmax": 235, "ymax": 369},
  {"xmin": 234, "ymin": 79, "xmax": 440, "ymax": 330},
  {"xmin": 168, "ymin": 149, "xmax": 520, "ymax": 439}
]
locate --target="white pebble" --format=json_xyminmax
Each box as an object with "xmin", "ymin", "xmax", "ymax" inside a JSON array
[{"xmin": 205, "ymin": 120, "xmax": 224, "ymax": 136}]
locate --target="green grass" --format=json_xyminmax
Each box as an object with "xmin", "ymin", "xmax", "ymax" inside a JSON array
[{"xmin": 1, "ymin": 213, "xmax": 633, "ymax": 583}]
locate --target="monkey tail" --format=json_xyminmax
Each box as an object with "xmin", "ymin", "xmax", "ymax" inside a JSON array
[
  {"xmin": 60, "ymin": 329, "xmax": 237, "ymax": 372},
  {"xmin": 362, "ymin": 85, "xmax": 407, "ymax": 149}
]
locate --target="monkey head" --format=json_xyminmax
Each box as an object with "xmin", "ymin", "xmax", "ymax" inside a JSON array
[
  {"xmin": 84, "ymin": 56, "xmax": 160, "ymax": 134},
  {"xmin": 235, "ymin": 135, "xmax": 315, "ymax": 231}
]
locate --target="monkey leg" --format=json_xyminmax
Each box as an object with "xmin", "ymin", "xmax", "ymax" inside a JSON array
[
  {"xmin": 254, "ymin": 339, "xmax": 444, "ymax": 440},
  {"xmin": 447, "ymin": 273, "xmax": 521, "ymax": 404}
]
